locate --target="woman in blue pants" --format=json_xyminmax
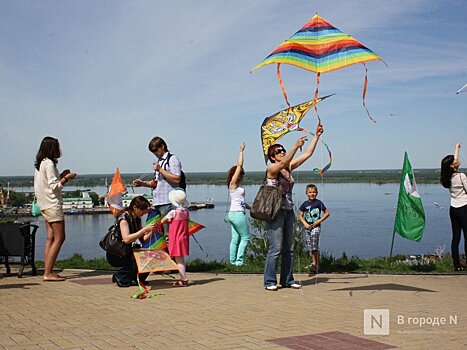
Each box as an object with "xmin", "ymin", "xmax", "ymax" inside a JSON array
[{"xmin": 226, "ymin": 143, "xmax": 250, "ymax": 266}]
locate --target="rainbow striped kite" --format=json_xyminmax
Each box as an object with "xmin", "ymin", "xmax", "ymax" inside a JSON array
[
  {"xmin": 141, "ymin": 209, "xmax": 205, "ymax": 249},
  {"xmin": 252, "ymin": 13, "xmax": 387, "ymax": 122}
]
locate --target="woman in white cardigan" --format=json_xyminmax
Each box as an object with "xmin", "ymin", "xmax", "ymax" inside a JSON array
[
  {"xmin": 34, "ymin": 137, "xmax": 76, "ymax": 281},
  {"xmin": 441, "ymin": 143, "xmax": 467, "ymax": 271}
]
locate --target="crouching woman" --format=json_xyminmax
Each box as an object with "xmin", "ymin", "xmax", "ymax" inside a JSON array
[{"xmin": 106, "ymin": 196, "xmax": 156, "ymax": 287}]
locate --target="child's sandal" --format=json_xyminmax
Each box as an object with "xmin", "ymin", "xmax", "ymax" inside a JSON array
[{"xmin": 172, "ymin": 280, "xmax": 188, "ymax": 287}]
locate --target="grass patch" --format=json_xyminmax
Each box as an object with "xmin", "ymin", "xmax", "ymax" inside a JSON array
[{"xmin": 39, "ymin": 252, "xmax": 460, "ymax": 274}]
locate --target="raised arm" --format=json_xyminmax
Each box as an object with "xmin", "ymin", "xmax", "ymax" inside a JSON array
[
  {"xmin": 291, "ymin": 123, "xmax": 324, "ymax": 171},
  {"xmin": 454, "ymin": 143, "xmax": 461, "ymax": 162},
  {"xmin": 229, "ymin": 143, "xmax": 245, "ymax": 189},
  {"xmin": 267, "ymin": 137, "xmax": 307, "ymax": 179}
]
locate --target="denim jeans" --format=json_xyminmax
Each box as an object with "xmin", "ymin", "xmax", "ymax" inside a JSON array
[
  {"xmin": 106, "ymin": 252, "xmax": 148, "ymax": 284},
  {"xmin": 228, "ymin": 211, "xmax": 250, "ymax": 265},
  {"xmin": 264, "ymin": 209, "xmax": 296, "ymax": 287}
]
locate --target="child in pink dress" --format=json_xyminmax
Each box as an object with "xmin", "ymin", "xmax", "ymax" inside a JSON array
[{"xmin": 160, "ymin": 189, "xmax": 190, "ymax": 287}]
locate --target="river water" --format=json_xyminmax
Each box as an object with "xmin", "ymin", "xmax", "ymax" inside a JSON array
[{"xmin": 17, "ymin": 183, "xmax": 453, "ymax": 262}]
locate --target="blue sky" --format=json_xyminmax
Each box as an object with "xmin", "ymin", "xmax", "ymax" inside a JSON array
[{"xmin": 0, "ymin": 0, "xmax": 465, "ymax": 176}]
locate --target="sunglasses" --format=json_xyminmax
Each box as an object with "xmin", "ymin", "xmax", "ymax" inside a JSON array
[{"xmin": 273, "ymin": 148, "xmax": 286, "ymax": 155}]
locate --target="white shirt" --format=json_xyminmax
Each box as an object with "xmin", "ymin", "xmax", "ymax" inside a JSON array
[
  {"xmin": 34, "ymin": 158, "xmax": 64, "ymax": 210},
  {"xmin": 450, "ymin": 172, "xmax": 467, "ymax": 208},
  {"xmin": 229, "ymin": 187, "xmax": 246, "ymax": 212},
  {"xmin": 152, "ymin": 152, "xmax": 182, "ymax": 206}
]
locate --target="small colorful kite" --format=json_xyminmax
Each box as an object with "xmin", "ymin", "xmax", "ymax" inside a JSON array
[
  {"xmin": 456, "ymin": 84, "xmax": 467, "ymax": 94},
  {"xmin": 141, "ymin": 210, "xmax": 167, "ymax": 250},
  {"xmin": 260, "ymin": 95, "xmax": 333, "ymax": 162},
  {"xmin": 252, "ymin": 13, "xmax": 387, "ymax": 123},
  {"xmin": 141, "ymin": 209, "xmax": 206, "ymax": 249},
  {"xmin": 107, "ymin": 167, "xmax": 126, "ymax": 217}
]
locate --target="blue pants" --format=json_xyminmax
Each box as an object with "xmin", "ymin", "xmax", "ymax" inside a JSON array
[
  {"xmin": 228, "ymin": 211, "xmax": 250, "ymax": 265},
  {"xmin": 264, "ymin": 209, "xmax": 296, "ymax": 287}
]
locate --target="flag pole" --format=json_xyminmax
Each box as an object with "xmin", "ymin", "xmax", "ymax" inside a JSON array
[{"xmin": 389, "ymin": 230, "xmax": 396, "ymax": 260}]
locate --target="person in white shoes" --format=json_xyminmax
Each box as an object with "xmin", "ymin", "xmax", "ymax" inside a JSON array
[{"xmin": 263, "ymin": 123, "xmax": 324, "ymax": 291}]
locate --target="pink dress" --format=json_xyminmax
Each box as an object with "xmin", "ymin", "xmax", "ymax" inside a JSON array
[{"xmin": 167, "ymin": 208, "xmax": 190, "ymax": 257}]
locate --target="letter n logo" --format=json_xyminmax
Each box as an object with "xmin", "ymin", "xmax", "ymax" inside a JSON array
[{"xmin": 364, "ymin": 309, "xmax": 390, "ymax": 335}]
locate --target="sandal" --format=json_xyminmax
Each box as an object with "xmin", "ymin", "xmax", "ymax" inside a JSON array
[
  {"xmin": 43, "ymin": 275, "xmax": 65, "ymax": 282},
  {"xmin": 172, "ymin": 280, "xmax": 188, "ymax": 287}
]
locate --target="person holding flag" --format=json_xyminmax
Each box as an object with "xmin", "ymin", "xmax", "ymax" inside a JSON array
[{"xmin": 440, "ymin": 143, "xmax": 467, "ymax": 271}]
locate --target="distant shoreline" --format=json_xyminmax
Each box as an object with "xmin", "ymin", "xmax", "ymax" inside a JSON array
[{"xmin": 2, "ymin": 168, "xmax": 460, "ymax": 187}]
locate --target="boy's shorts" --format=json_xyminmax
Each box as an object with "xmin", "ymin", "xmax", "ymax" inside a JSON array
[{"xmin": 305, "ymin": 226, "xmax": 320, "ymax": 251}]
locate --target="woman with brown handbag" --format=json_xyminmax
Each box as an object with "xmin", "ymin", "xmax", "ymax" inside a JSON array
[{"xmin": 263, "ymin": 122, "xmax": 323, "ymax": 291}]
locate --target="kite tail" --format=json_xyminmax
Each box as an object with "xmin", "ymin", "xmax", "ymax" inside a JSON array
[
  {"xmin": 131, "ymin": 274, "xmax": 166, "ymax": 299},
  {"xmin": 362, "ymin": 63, "xmax": 377, "ymax": 124},
  {"xmin": 297, "ymin": 128, "xmax": 332, "ymax": 175},
  {"xmin": 313, "ymin": 72, "xmax": 322, "ymax": 124},
  {"xmin": 277, "ymin": 63, "xmax": 291, "ymax": 114}
]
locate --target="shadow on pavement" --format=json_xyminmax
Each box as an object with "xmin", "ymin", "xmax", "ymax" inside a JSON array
[
  {"xmin": 331, "ymin": 283, "xmax": 436, "ymax": 293},
  {"xmin": 0, "ymin": 282, "xmax": 41, "ymax": 289},
  {"xmin": 300, "ymin": 274, "xmax": 370, "ymax": 286}
]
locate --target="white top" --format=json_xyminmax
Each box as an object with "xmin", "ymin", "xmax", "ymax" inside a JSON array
[
  {"xmin": 152, "ymin": 151, "xmax": 182, "ymax": 206},
  {"xmin": 450, "ymin": 172, "xmax": 467, "ymax": 208},
  {"xmin": 229, "ymin": 187, "xmax": 246, "ymax": 212},
  {"xmin": 34, "ymin": 158, "xmax": 63, "ymax": 210}
]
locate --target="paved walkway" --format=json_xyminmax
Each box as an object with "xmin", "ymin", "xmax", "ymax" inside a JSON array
[{"xmin": 0, "ymin": 268, "xmax": 466, "ymax": 349}]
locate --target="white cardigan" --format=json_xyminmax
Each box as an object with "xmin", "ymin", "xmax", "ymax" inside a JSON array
[
  {"xmin": 450, "ymin": 173, "xmax": 467, "ymax": 208},
  {"xmin": 34, "ymin": 158, "xmax": 64, "ymax": 210}
]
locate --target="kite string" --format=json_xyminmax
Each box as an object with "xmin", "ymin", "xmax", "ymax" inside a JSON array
[
  {"xmin": 297, "ymin": 128, "xmax": 332, "ymax": 175},
  {"xmin": 139, "ymin": 172, "xmax": 152, "ymax": 180}
]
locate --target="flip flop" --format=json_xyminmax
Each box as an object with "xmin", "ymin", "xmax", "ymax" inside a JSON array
[{"xmin": 43, "ymin": 275, "xmax": 65, "ymax": 282}]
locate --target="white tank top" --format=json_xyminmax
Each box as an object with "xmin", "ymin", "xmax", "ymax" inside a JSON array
[{"xmin": 229, "ymin": 187, "xmax": 246, "ymax": 212}]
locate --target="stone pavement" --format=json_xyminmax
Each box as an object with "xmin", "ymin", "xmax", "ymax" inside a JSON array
[{"xmin": 0, "ymin": 268, "xmax": 466, "ymax": 350}]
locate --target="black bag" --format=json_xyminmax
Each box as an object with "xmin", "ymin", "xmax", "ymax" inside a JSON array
[
  {"xmin": 250, "ymin": 185, "xmax": 283, "ymax": 222},
  {"xmin": 163, "ymin": 153, "xmax": 187, "ymax": 191},
  {"xmin": 99, "ymin": 217, "xmax": 131, "ymax": 258}
]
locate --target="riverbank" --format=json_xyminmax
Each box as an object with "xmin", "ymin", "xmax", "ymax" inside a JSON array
[
  {"xmin": 0, "ymin": 201, "xmax": 214, "ymax": 218},
  {"xmin": 28, "ymin": 252, "xmax": 464, "ymax": 275},
  {"xmin": 3, "ymin": 168, "xmax": 463, "ymax": 188}
]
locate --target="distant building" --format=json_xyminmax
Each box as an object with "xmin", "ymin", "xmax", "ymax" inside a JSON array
[
  {"xmin": 63, "ymin": 197, "xmax": 93, "ymax": 210},
  {"xmin": 121, "ymin": 194, "xmax": 153, "ymax": 208}
]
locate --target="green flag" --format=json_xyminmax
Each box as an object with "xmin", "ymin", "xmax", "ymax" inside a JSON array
[{"xmin": 393, "ymin": 152, "xmax": 425, "ymax": 242}]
